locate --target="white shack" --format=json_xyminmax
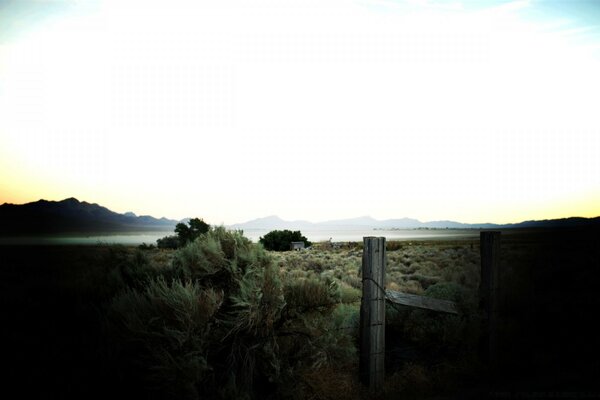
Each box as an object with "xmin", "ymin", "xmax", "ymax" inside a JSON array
[{"xmin": 290, "ymin": 241, "xmax": 305, "ymax": 251}]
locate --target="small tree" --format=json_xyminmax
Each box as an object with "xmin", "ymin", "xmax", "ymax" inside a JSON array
[
  {"xmin": 157, "ymin": 218, "xmax": 210, "ymax": 249},
  {"xmin": 175, "ymin": 218, "xmax": 210, "ymax": 245},
  {"xmin": 259, "ymin": 230, "xmax": 311, "ymax": 251}
]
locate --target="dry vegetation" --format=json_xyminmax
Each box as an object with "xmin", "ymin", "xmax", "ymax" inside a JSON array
[
  {"xmin": 270, "ymin": 240, "xmax": 483, "ymax": 399},
  {"xmin": 2, "ymin": 227, "xmax": 599, "ymax": 399},
  {"xmin": 274, "ymin": 240, "xmax": 481, "ymax": 296}
]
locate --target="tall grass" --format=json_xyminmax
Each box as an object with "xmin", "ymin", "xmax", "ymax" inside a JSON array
[{"xmin": 109, "ymin": 277, "xmax": 221, "ymax": 399}]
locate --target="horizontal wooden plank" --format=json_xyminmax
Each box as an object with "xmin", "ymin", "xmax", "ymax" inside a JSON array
[{"xmin": 385, "ymin": 290, "xmax": 459, "ymax": 315}]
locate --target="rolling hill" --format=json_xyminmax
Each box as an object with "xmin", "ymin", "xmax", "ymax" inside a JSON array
[
  {"xmin": 230, "ymin": 215, "xmax": 600, "ymax": 231},
  {"xmin": 2, "ymin": 197, "xmax": 598, "ymax": 236},
  {"xmin": 0, "ymin": 198, "xmax": 179, "ymax": 235}
]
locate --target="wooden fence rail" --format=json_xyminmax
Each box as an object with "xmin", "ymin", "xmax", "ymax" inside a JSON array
[{"xmin": 385, "ymin": 290, "xmax": 459, "ymax": 315}]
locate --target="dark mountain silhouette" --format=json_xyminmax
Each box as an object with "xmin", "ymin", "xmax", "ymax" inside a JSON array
[
  {"xmin": 0, "ymin": 198, "xmax": 178, "ymax": 235},
  {"xmin": 2, "ymin": 197, "xmax": 598, "ymax": 236}
]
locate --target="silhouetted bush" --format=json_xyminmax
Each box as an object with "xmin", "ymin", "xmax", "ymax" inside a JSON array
[
  {"xmin": 156, "ymin": 234, "xmax": 180, "ymax": 249},
  {"xmin": 109, "ymin": 227, "xmax": 289, "ymax": 399},
  {"xmin": 259, "ymin": 229, "xmax": 311, "ymax": 251},
  {"xmin": 175, "ymin": 218, "xmax": 210, "ymax": 245},
  {"xmin": 109, "ymin": 277, "xmax": 221, "ymax": 399}
]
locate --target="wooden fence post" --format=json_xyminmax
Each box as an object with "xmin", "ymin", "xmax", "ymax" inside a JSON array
[
  {"xmin": 360, "ymin": 236, "xmax": 386, "ymax": 391},
  {"xmin": 479, "ymin": 231, "xmax": 501, "ymax": 368}
]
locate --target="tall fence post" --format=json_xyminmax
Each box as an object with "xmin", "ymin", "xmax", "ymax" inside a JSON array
[
  {"xmin": 479, "ymin": 231, "xmax": 501, "ymax": 369},
  {"xmin": 360, "ymin": 236, "xmax": 386, "ymax": 391}
]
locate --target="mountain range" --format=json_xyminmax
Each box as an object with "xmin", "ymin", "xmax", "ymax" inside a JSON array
[
  {"xmin": 0, "ymin": 198, "xmax": 179, "ymax": 235},
  {"xmin": 229, "ymin": 214, "xmax": 600, "ymax": 231},
  {"xmin": 1, "ymin": 197, "xmax": 598, "ymax": 236}
]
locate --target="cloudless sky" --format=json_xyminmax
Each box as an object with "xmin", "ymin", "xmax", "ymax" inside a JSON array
[{"xmin": 1, "ymin": 0, "xmax": 599, "ymax": 224}]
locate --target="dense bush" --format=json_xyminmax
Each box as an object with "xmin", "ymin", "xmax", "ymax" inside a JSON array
[
  {"xmin": 156, "ymin": 235, "xmax": 180, "ymax": 249},
  {"xmin": 283, "ymin": 276, "xmax": 341, "ymax": 312},
  {"xmin": 109, "ymin": 278, "xmax": 221, "ymax": 399},
  {"xmin": 108, "ymin": 226, "xmax": 354, "ymax": 399},
  {"xmin": 259, "ymin": 229, "xmax": 311, "ymax": 251},
  {"xmin": 110, "ymin": 227, "xmax": 282, "ymax": 398}
]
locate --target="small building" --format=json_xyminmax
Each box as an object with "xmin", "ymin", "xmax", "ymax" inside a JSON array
[{"xmin": 290, "ymin": 241, "xmax": 305, "ymax": 251}]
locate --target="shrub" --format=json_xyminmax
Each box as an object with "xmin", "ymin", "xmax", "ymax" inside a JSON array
[
  {"xmin": 109, "ymin": 226, "xmax": 287, "ymax": 399},
  {"xmin": 259, "ymin": 230, "xmax": 312, "ymax": 251},
  {"xmin": 339, "ymin": 283, "xmax": 361, "ymax": 304},
  {"xmin": 387, "ymin": 241, "xmax": 404, "ymax": 252},
  {"xmin": 424, "ymin": 281, "xmax": 466, "ymax": 303},
  {"xmin": 283, "ymin": 277, "xmax": 340, "ymax": 312},
  {"xmin": 409, "ymin": 273, "xmax": 440, "ymax": 290},
  {"xmin": 109, "ymin": 277, "xmax": 222, "ymax": 399},
  {"xmin": 156, "ymin": 235, "xmax": 180, "ymax": 249},
  {"xmin": 277, "ymin": 286, "xmax": 357, "ymax": 388},
  {"xmin": 401, "ymin": 282, "xmax": 475, "ymax": 355}
]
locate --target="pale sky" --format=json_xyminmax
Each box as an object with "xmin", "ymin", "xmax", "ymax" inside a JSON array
[{"xmin": 1, "ymin": 0, "xmax": 599, "ymax": 225}]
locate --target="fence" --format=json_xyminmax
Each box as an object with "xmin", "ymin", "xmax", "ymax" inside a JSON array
[{"xmin": 359, "ymin": 232, "xmax": 501, "ymax": 391}]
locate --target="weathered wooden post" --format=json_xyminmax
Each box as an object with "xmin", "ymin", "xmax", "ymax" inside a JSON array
[
  {"xmin": 479, "ymin": 231, "xmax": 501, "ymax": 368},
  {"xmin": 360, "ymin": 236, "xmax": 386, "ymax": 391}
]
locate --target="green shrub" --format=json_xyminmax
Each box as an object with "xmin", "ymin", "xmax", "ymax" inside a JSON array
[
  {"xmin": 259, "ymin": 230, "xmax": 312, "ymax": 251},
  {"xmin": 401, "ymin": 282, "xmax": 476, "ymax": 355},
  {"xmin": 172, "ymin": 235, "xmax": 228, "ymax": 280},
  {"xmin": 424, "ymin": 281, "xmax": 466, "ymax": 303},
  {"xmin": 157, "ymin": 234, "xmax": 180, "ymax": 249},
  {"xmin": 109, "ymin": 277, "xmax": 221, "ymax": 399},
  {"xmin": 283, "ymin": 277, "xmax": 340, "ymax": 312},
  {"xmin": 277, "ymin": 296, "xmax": 358, "ymax": 386},
  {"xmin": 425, "ymin": 281, "xmax": 477, "ymax": 316},
  {"xmin": 387, "ymin": 241, "xmax": 404, "ymax": 251},
  {"xmin": 341, "ymin": 274, "xmax": 362, "ymax": 289},
  {"xmin": 109, "ymin": 226, "xmax": 289, "ymax": 399},
  {"xmin": 307, "ymin": 304, "xmax": 358, "ymax": 368},
  {"xmin": 339, "ymin": 283, "xmax": 361, "ymax": 304},
  {"xmin": 138, "ymin": 242, "xmax": 155, "ymax": 250},
  {"xmin": 409, "ymin": 273, "xmax": 440, "ymax": 289}
]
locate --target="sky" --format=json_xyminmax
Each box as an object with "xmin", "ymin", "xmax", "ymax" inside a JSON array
[{"xmin": 1, "ymin": 0, "xmax": 599, "ymax": 225}]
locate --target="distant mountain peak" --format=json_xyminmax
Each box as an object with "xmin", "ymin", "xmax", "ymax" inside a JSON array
[
  {"xmin": 261, "ymin": 215, "xmax": 283, "ymax": 220},
  {"xmin": 229, "ymin": 215, "xmax": 600, "ymax": 231},
  {"xmin": 230, "ymin": 215, "xmax": 313, "ymax": 230}
]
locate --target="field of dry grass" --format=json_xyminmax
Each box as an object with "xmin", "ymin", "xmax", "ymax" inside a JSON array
[
  {"xmin": 274, "ymin": 240, "xmax": 481, "ymax": 295},
  {"xmin": 269, "ymin": 230, "xmax": 600, "ymax": 399},
  {"xmin": 2, "ymin": 227, "xmax": 598, "ymax": 399},
  {"xmin": 272, "ymin": 240, "xmax": 483, "ymax": 399}
]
